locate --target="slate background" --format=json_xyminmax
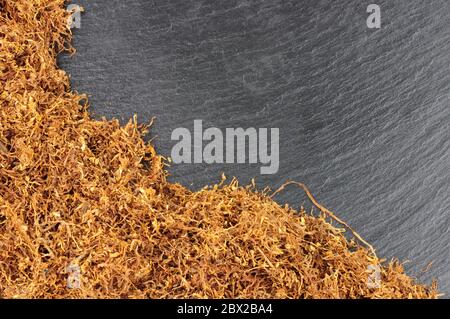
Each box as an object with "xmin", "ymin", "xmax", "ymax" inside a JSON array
[{"xmin": 59, "ymin": 0, "xmax": 449, "ymax": 295}]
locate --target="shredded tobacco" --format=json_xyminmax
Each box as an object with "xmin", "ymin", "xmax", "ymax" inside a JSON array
[{"xmin": 0, "ymin": 0, "xmax": 439, "ymax": 299}]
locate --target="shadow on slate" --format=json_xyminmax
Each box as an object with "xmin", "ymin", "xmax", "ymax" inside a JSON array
[{"xmin": 58, "ymin": 0, "xmax": 450, "ymax": 295}]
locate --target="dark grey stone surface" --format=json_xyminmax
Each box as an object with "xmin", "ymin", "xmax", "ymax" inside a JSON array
[{"xmin": 59, "ymin": 0, "xmax": 449, "ymax": 295}]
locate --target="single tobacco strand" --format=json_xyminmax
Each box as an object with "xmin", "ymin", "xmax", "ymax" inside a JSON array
[{"xmin": 271, "ymin": 181, "xmax": 378, "ymax": 258}]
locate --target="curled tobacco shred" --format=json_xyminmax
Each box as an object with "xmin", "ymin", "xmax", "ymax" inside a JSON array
[{"xmin": 0, "ymin": 0, "xmax": 439, "ymax": 298}]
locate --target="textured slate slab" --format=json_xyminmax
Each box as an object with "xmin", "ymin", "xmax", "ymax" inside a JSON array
[{"xmin": 59, "ymin": 0, "xmax": 450, "ymax": 295}]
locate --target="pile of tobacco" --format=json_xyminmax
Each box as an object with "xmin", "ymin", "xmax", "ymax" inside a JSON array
[{"xmin": 0, "ymin": 0, "xmax": 439, "ymax": 298}]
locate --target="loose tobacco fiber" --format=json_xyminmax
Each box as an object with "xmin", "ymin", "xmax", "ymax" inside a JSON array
[{"xmin": 0, "ymin": 0, "xmax": 439, "ymax": 299}]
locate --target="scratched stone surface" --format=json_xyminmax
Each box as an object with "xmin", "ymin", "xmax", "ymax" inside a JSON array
[{"xmin": 59, "ymin": 0, "xmax": 450, "ymax": 295}]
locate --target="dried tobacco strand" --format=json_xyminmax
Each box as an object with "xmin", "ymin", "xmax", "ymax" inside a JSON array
[{"xmin": 0, "ymin": 0, "xmax": 440, "ymax": 299}]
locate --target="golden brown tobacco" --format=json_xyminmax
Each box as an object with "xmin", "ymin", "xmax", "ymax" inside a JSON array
[{"xmin": 0, "ymin": 0, "xmax": 439, "ymax": 298}]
